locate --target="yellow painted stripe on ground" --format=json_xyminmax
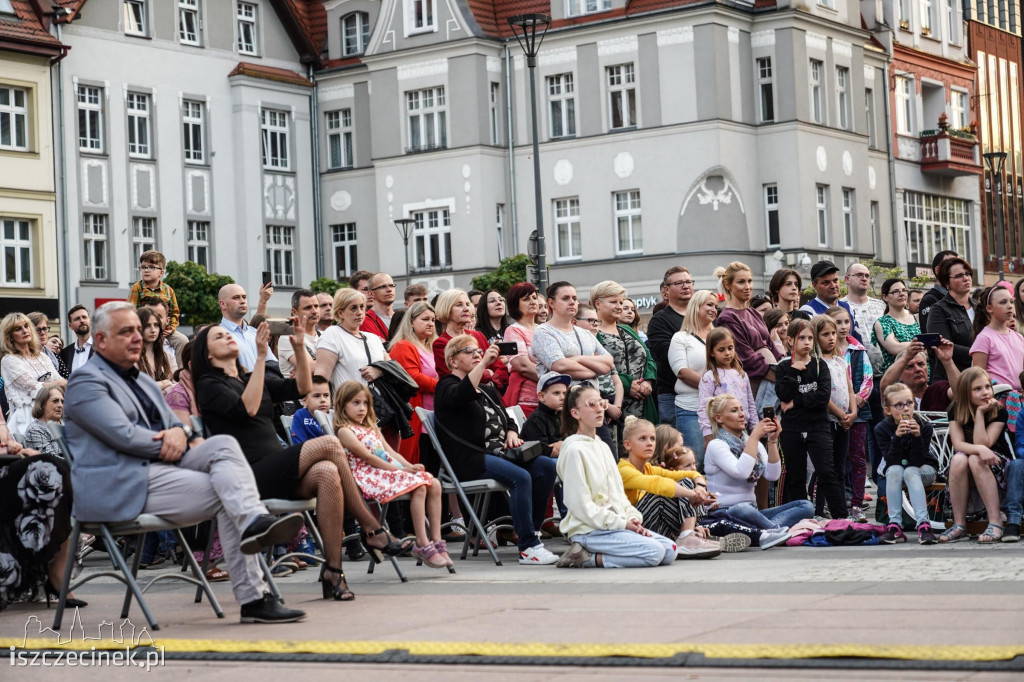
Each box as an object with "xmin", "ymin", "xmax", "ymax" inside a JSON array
[{"xmin": 3, "ymin": 639, "xmax": 1023, "ymax": 661}]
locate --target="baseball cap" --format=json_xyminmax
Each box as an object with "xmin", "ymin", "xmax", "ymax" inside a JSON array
[
  {"xmin": 537, "ymin": 371, "xmax": 572, "ymax": 393},
  {"xmin": 810, "ymin": 260, "xmax": 839, "ymax": 281}
]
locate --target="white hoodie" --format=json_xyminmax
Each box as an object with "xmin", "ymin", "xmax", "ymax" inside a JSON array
[{"xmin": 556, "ymin": 434, "xmax": 642, "ymax": 538}]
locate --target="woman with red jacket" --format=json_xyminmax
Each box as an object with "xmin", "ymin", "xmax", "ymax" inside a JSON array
[
  {"xmin": 432, "ymin": 289, "xmax": 508, "ymax": 394},
  {"xmin": 388, "ymin": 301, "xmax": 438, "ymax": 465}
]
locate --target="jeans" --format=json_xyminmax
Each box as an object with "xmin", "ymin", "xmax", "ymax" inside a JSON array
[
  {"xmin": 674, "ymin": 407, "xmax": 705, "ymax": 468},
  {"xmin": 781, "ymin": 427, "xmax": 847, "ymax": 518},
  {"xmin": 884, "ymin": 464, "xmax": 937, "ymax": 526},
  {"xmin": 570, "ymin": 529, "xmax": 676, "ymax": 568},
  {"xmin": 482, "ymin": 454, "xmax": 557, "ymax": 552},
  {"xmin": 658, "ymin": 393, "xmax": 676, "ymax": 425},
  {"xmin": 723, "ymin": 500, "xmax": 815, "ymax": 530},
  {"xmin": 1003, "ymin": 459, "xmax": 1024, "ymax": 525}
]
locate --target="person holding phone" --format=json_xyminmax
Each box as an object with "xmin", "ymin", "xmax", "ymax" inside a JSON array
[{"xmin": 0, "ymin": 313, "xmax": 65, "ymax": 438}]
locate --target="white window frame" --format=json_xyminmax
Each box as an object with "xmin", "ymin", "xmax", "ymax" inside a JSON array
[
  {"xmin": 836, "ymin": 66, "xmax": 850, "ymax": 130},
  {"xmin": 866, "ymin": 87, "xmax": 876, "ymax": 147},
  {"xmin": 757, "ymin": 57, "xmax": 774, "ymax": 123},
  {"xmin": 182, "ymin": 99, "xmax": 205, "ymax": 163},
  {"xmin": 490, "ymin": 82, "xmax": 500, "ymax": 145},
  {"xmin": 566, "ymin": 0, "xmax": 611, "ymax": 17},
  {"xmin": 123, "ymin": 0, "xmax": 148, "ymax": 36},
  {"xmin": 406, "ymin": 0, "xmax": 436, "ymax": 34},
  {"xmin": 77, "ymin": 85, "xmax": 104, "ymax": 153},
  {"xmin": 809, "ymin": 59, "xmax": 824, "ymax": 124},
  {"xmin": 903, "ymin": 191, "xmax": 972, "ymax": 264},
  {"xmin": 260, "ymin": 108, "xmax": 290, "ymax": 170},
  {"xmin": 411, "ymin": 207, "xmax": 452, "ymax": 271},
  {"xmin": 870, "ymin": 200, "xmax": 880, "ymax": 254},
  {"xmin": 126, "ymin": 92, "xmax": 151, "ymax": 158},
  {"xmin": 82, "ymin": 214, "xmax": 108, "ymax": 280},
  {"xmin": 613, "ymin": 190, "xmax": 642, "ymax": 255},
  {"xmin": 898, "ymin": 0, "xmax": 912, "ymax": 25},
  {"xmin": 342, "ymin": 12, "xmax": 370, "ymax": 56},
  {"xmin": 816, "ymin": 184, "xmax": 830, "ymax": 246},
  {"xmin": 178, "ymin": 0, "xmax": 202, "ymax": 46},
  {"xmin": 326, "ymin": 109, "xmax": 353, "ymax": 169},
  {"xmin": 606, "ymin": 63, "xmax": 637, "ymax": 130},
  {"xmin": 265, "ymin": 225, "xmax": 296, "ymax": 286},
  {"xmin": 764, "ymin": 184, "xmax": 780, "ymax": 247},
  {"xmin": 0, "ymin": 218, "xmax": 33, "ymax": 287},
  {"xmin": 920, "ymin": 0, "xmax": 933, "ymax": 33},
  {"xmin": 895, "ymin": 75, "xmax": 913, "ymax": 135},
  {"xmin": 553, "ymin": 197, "xmax": 582, "ymax": 261},
  {"xmin": 947, "ymin": 0, "xmax": 959, "ymax": 43},
  {"xmin": 950, "ymin": 89, "xmax": 968, "ymax": 129},
  {"xmin": 331, "ymin": 223, "xmax": 358, "ymax": 279},
  {"xmin": 842, "ymin": 188, "xmax": 855, "ymax": 249},
  {"xmin": 547, "ymin": 73, "xmax": 576, "ymax": 138},
  {"xmin": 187, "ymin": 220, "xmax": 210, "ymax": 269},
  {"xmin": 0, "ymin": 86, "xmax": 28, "ymax": 151},
  {"xmin": 818, "ymin": 0, "xmax": 835, "ymax": 9},
  {"xmin": 237, "ymin": 1, "xmax": 259, "ymax": 55},
  {"xmin": 131, "ymin": 217, "xmax": 156, "ymax": 280},
  {"xmin": 406, "ymin": 86, "xmax": 447, "ymax": 152}
]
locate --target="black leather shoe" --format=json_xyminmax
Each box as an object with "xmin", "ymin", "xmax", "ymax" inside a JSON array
[
  {"xmin": 239, "ymin": 593, "xmax": 306, "ymax": 623},
  {"xmin": 240, "ymin": 513, "xmax": 303, "ymax": 555}
]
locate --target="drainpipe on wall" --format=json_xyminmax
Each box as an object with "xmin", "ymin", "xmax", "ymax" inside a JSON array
[
  {"xmin": 54, "ymin": 18, "xmax": 71, "ymax": 336},
  {"xmin": 504, "ymin": 46, "xmax": 519, "ymax": 255},
  {"xmin": 308, "ymin": 63, "xmax": 324, "ymax": 279},
  {"xmin": 883, "ymin": 59, "xmax": 900, "ymax": 269}
]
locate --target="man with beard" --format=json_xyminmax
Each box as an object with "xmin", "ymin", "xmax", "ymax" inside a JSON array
[
  {"xmin": 880, "ymin": 338, "xmax": 959, "ymax": 411},
  {"xmin": 278, "ymin": 289, "xmax": 321, "ymax": 379},
  {"xmin": 59, "ymin": 305, "xmax": 94, "ymax": 378}
]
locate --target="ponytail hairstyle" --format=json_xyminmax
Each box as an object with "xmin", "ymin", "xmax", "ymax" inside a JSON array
[
  {"xmin": 951, "ymin": 367, "xmax": 998, "ymax": 427},
  {"xmin": 705, "ymin": 326, "xmax": 744, "ymax": 384},
  {"xmin": 713, "ymin": 261, "xmax": 752, "ymax": 301},
  {"xmin": 879, "ymin": 278, "xmax": 906, "ymax": 315},
  {"xmin": 621, "ymin": 415, "xmax": 655, "ymax": 442},
  {"xmin": 561, "ymin": 384, "xmax": 600, "ymax": 437},
  {"xmin": 973, "ymin": 285, "xmax": 1013, "ymax": 337},
  {"xmin": 706, "ymin": 393, "xmax": 739, "ymax": 438}
]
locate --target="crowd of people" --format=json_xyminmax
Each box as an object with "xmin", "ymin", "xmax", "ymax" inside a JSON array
[{"xmin": 2, "ymin": 247, "xmax": 1024, "ymax": 624}]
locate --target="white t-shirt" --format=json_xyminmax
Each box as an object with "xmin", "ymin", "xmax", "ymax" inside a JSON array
[
  {"xmin": 703, "ymin": 438, "xmax": 782, "ymax": 508},
  {"xmin": 667, "ymin": 331, "xmax": 705, "ymax": 411},
  {"xmin": 316, "ymin": 326, "xmax": 386, "ymax": 388},
  {"xmin": 278, "ymin": 331, "xmax": 320, "ymax": 379}
]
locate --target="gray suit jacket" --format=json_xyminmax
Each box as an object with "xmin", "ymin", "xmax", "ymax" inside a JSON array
[{"xmin": 65, "ymin": 354, "xmax": 184, "ymax": 522}]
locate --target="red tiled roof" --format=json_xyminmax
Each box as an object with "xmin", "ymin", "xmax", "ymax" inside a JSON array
[
  {"xmin": 0, "ymin": 0, "xmax": 63, "ymax": 54},
  {"xmin": 626, "ymin": 0, "xmax": 709, "ymax": 17},
  {"xmin": 282, "ymin": 0, "xmax": 327, "ymax": 54},
  {"xmin": 321, "ymin": 55, "xmax": 365, "ymax": 70},
  {"xmin": 228, "ymin": 62, "xmax": 314, "ymax": 87},
  {"xmin": 53, "ymin": 0, "xmax": 87, "ymax": 22}
]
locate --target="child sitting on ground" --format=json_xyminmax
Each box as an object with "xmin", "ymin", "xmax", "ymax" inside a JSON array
[{"xmin": 290, "ymin": 375, "xmax": 332, "ymax": 445}]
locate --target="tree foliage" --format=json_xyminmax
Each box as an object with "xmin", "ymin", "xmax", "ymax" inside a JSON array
[
  {"xmin": 163, "ymin": 261, "xmax": 234, "ymax": 325},
  {"xmin": 309, "ymin": 277, "xmax": 346, "ymax": 296},
  {"xmin": 471, "ymin": 254, "xmax": 531, "ymax": 297}
]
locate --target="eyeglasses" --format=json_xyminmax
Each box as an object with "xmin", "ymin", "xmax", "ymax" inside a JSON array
[
  {"xmin": 667, "ymin": 279, "xmax": 694, "ymax": 288},
  {"xmin": 456, "ymin": 348, "xmax": 484, "ymax": 357},
  {"xmin": 887, "ymin": 288, "xmax": 908, "ymax": 296},
  {"xmin": 889, "ymin": 401, "xmax": 914, "ymax": 410},
  {"xmin": 583, "ymin": 398, "xmax": 609, "ymax": 410},
  {"xmin": 577, "ymin": 318, "xmax": 600, "ymax": 326},
  {"xmin": 950, "ymin": 272, "xmax": 972, "ymax": 281},
  {"xmin": 850, "ymin": 273, "xmax": 871, "ymax": 279},
  {"xmin": 371, "ymin": 284, "xmax": 397, "ymax": 291},
  {"xmin": 139, "ymin": 265, "xmax": 162, "ymax": 271},
  {"xmin": 35, "ymin": 326, "xmax": 48, "ymax": 334}
]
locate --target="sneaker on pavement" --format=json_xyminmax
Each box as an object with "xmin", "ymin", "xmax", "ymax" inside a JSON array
[
  {"xmin": 519, "ymin": 543, "xmax": 559, "ymax": 565},
  {"xmin": 240, "ymin": 513, "xmax": 304, "ymax": 555},
  {"xmin": 239, "ymin": 593, "xmax": 306, "ymax": 624},
  {"xmin": 555, "ymin": 542, "xmax": 591, "ymax": 568},
  {"xmin": 676, "ymin": 533, "xmax": 721, "ymax": 559},
  {"xmin": 880, "ymin": 523, "xmax": 906, "ymax": 544},
  {"xmin": 917, "ymin": 523, "xmax": 938, "ymax": 545},
  {"xmin": 851, "ymin": 507, "xmax": 867, "ymax": 523},
  {"xmin": 863, "ymin": 492, "xmax": 873, "ymax": 502},
  {"xmin": 717, "ymin": 533, "xmax": 751, "ymax": 553},
  {"xmin": 1002, "ymin": 523, "xmax": 1021, "ymax": 543},
  {"xmin": 758, "ymin": 528, "xmax": 790, "ymax": 550}
]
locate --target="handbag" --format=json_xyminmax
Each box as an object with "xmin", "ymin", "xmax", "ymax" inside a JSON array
[{"xmin": 434, "ymin": 390, "xmax": 543, "ymax": 467}]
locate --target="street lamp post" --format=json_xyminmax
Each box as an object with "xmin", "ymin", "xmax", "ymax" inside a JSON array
[
  {"xmin": 394, "ymin": 218, "xmax": 415, "ymax": 287},
  {"xmin": 983, "ymin": 151, "xmax": 1008, "ymax": 281},
  {"xmin": 508, "ymin": 13, "xmax": 551, "ymax": 295}
]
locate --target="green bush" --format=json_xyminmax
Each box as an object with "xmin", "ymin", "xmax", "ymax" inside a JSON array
[
  {"xmin": 310, "ymin": 277, "xmax": 346, "ymax": 296},
  {"xmin": 163, "ymin": 261, "xmax": 235, "ymax": 325},
  {"xmin": 471, "ymin": 254, "xmax": 531, "ymax": 297}
]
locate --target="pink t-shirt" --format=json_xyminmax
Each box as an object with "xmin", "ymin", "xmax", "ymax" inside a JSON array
[
  {"xmin": 505, "ymin": 323, "xmax": 538, "ymax": 406},
  {"xmin": 970, "ymin": 326, "xmax": 1024, "ymax": 390}
]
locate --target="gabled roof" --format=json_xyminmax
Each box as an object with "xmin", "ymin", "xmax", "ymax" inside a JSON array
[
  {"xmin": 228, "ymin": 61, "xmax": 314, "ymax": 87},
  {"xmin": 0, "ymin": 0, "xmax": 63, "ymax": 57},
  {"xmin": 270, "ymin": 0, "xmax": 327, "ymax": 66}
]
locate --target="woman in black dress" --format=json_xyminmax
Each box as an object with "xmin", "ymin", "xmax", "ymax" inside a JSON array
[{"xmin": 192, "ymin": 320, "xmax": 411, "ymax": 601}]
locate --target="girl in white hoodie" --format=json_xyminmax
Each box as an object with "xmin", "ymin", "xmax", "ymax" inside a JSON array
[{"xmin": 555, "ymin": 385, "xmax": 678, "ymax": 568}]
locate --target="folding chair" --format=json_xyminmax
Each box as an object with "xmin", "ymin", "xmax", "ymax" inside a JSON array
[
  {"xmin": 47, "ymin": 423, "xmax": 224, "ymax": 631},
  {"xmin": 416, "ymin": 407, "xmax": 508, "ymax": 565},
  {"xmin": 506, "ymin": 405, "xmax": 527, "ymax": 430}
]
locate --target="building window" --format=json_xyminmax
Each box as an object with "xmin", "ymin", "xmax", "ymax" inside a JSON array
[
  {"xmin": 182, "ymin": 100, "xmax": 205, "ymax": 163},
  {"xmin": 920, "ymin": 0, "xmax": 933, "ymax": 33},
  {"xmin": 77, "ymin": 85, "xmax": 104, "ymax": 152},
  {"xmin": 904, "ymin": 192, "xmax": 971, "ymax": 264},
  {"xmin": 412, "ymin": 208, "xmax": 451, "ymax": 271},
  {"xmin": 0, "ymin": 218, "xmax": 32, "ymax": 286},
  {"xmin": 898, "ymin": 0, "xmax": 911, "ymax": 26},
  {"xmin": 764, "ymin": 184, "xmax": 780, "ymax": 247},
  {"xmin": 178, "ymin": 0, "xmax": 201, "ymax": 46},
  {"xmin": 126, "ymin": 92, "xmax": 151, "ymax": 158},
  {"xmin": 870, "ymin": 201, "xmax": 880, "ymax": 254},
  {"xmin": 331, "ymin": 223, "xmax": 358, "ymax": 278},
  {"xmin": 895, "ymin": 76, "xmax": 913, "ymax": 135},
  {"xmin": 0, "ymin": 86, "xmax": 28, "ymax": 151},
  {"xmin": 82, "ymin": 214, "xmax": 108, "ymax": 280},
  {"xmin": 809, "ymin": 60, "xmax": 824, "ymax": 124},
  {"xmin": 547, "ymin": 73, "xmax": 576, "ymax": 138},
  {"xmin": 490, "ymin": 83, "xmax": 500, "ymax": 145},
  {"xmin": 123, "ymin": 0, "xmax": 148, "ymax": 36},
  {"xmin": 614, "ymin": 190, "xmax": 642, "ymax": 255},
  {"xmin": 406, "ymin": 86, "xmax": 446, "ymax": 152},
  {"xmin": 607, "ymin": 64, "xmax": 636, "ymax": 130},
  {"xmin": 408, "ymin": 0, "xmax": 435, "ymax": 32},
  {"xmin": 819, "ymin": 0, "xmax": 835, "ymax": 9},
  {"xmin": 865, "ymin": 88, "xmax": 876, "ymax": 148},
  {"xmin": 132, "ymin": 217, "xmax": 156, "ymax": 280},
  {"xmin": 554, "ymin": 198, "xmax": 581, "ymax": 261},
  {"xmin": 756, "ymin": 58, "xmax": 774, "ymax": 123},
  {"xmin": 947, "ymin": 0, "xmax": 959, "ymax": 42},
  {"xmin": 816, "ymin": 184, "xmax": 829, "ymax": 246},
  {"xmin": 950, "ymin": 90, "xmax": 968, "ymax": 129},
  {"xmin": 260, "ymin": 109, "xmax": 289, "ymax": 169},
  {"xmin": 265, "ymin": 225, "xmax": 295, "ymax": 286},
  {"xmin": 187, "ymin": 220, "xmax": 210, "ymax": 269},
  {"xmin": 842, "ymin": 188, "xmax": 855, "ymax": 249},
  {"xmin": 566, "ymin": 0, "xmax": 611, "ymax": 17},
  {"xmin": 237, "ymin": 2, "xmax": 258, "ymax": 55},
  {"xmin": 326, "ymin": 109, "xmax": 353, "ymax": 169},
  {"xmin": 342, "ymin": 12, "xmax": 370, "ymax": 56},
  {"xmin": 836, "ymin": 66, "xmax": 850, "ymax": 130}
]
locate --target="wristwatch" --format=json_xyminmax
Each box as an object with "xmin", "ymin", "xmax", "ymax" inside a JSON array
[{"xmin": 178, "ymin": 424, "xmax": 197, "ymax": 441}]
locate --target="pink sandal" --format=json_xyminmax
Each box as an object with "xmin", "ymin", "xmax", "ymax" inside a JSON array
[
  {"xmin": 412, "ymin": 542, "xmax": 448, "ymax": 569},
  {"xmin": 433, "ymin": 540, "xmax": 454, "ymax": 567}
]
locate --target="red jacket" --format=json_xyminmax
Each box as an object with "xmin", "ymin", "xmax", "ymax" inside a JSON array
[
  {"xmin": 360, "ymin": 308, "xmax": 391, "ymax": 341},
  {"xmin": 432, "ymin": 329, "xmax": 509, "ymax": 394}
]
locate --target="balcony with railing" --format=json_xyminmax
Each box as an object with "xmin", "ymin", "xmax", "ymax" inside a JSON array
[{"xmin": 919, "ymin": 117, "xmax": 982, "ymax": 176}]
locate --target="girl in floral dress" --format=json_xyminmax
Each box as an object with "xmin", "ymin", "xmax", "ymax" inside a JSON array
[{"xmin": 332, "ymin": 381, "xmax": 451, "ymax": 569}]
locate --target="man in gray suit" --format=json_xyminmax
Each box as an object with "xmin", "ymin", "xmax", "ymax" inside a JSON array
[{"xmin": 65, "ymin": 301, "xmax": 305, "ymax": 624}]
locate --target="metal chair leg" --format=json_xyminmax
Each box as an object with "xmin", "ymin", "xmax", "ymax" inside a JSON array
[
  {"xmin": 99, "ymin": 526, "xmax": 160, "ymax": 631},
  {"xmin": 120, "ymin": 531, "xmax": 145, "ymax": 618},
  {"xmin": 195, "ymin": 519, "xmax": 217, "ymax": 604},
  {"xmin": 257, "ymin": 553, "xmax": 282, "ymax": 601},
  {"xmin": 52, "ymin": 520, "xmax": 82, "ymax": 630},
  {"xmin": 175, "ymin": 528, "xmax": 223, "ymax": 618}
]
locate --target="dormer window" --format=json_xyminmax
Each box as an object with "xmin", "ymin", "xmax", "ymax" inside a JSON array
[
  {"xmin": 566, "ymin": 0, "xmax": 610, "ymax": 17},
  {"xmin": 407, "ymin": 0, "xmax": 436, "ymax": 34},
  {"xmin": 342, "ymin": 12, "xmax": 370, "ymax": 56}
]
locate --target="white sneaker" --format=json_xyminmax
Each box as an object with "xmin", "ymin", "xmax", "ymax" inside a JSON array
[
  {"xmin": 519, "ymin": 544, "xmax": 559, "ymax": 565},
  {"xmin": 759, "ymin": 527, "xmax": 790, "ymax": 550},
  {"xmin": 717, "ymin": 533, "xmax": 752, "ymax": 553},
  {"xmin": 676, "ymin": 533, "xmax": 722, "ymax": 559}
]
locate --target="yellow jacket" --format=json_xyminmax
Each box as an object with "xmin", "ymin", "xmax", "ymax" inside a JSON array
[{"xmin": 617, "ymin": 459, "xmax": 702, "ymax": 505}]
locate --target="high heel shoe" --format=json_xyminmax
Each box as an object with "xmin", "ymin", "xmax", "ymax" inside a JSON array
[
  {"xmin": 318, "ymin": 565, "xmax": 354, "ymax": 601},
  {"xmin": 44, "ymin": 581, "xmax": 87, "ymax": 609},
  {"xmin": 360, "ymin": 527, "xmax": 413, "ymax": 561}
]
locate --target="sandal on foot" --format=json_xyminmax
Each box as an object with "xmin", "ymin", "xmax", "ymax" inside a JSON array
[
  {"xmin": 938, "ymin": 523, "xmax": 969, "ymax": 543},
  {"xmin": 978, "ymin": 523, "xmax": 1004, "ymax": 544},
  {"xmin": 205, "ymin": 566, "xmax": 230, "ymax": 582}
]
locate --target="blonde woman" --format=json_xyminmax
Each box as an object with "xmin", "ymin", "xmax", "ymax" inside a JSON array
[
  {"xmin": 432, "ymin": 288, "xmax": 508, "ymax": 391},
  {"xmin": 0, "ymin": 313, "xmax": 65, "ymax": 437},
  {"xmin": 388, "ymin": 300, "xmax": 439, "ymax": 465},
  {"xmin": 591, "ymin": 280, "xmax": 657, "ymax": 423},
  {"xmin": 667, "ymin": 289, "xmax": 718, "ymax": 466},
  {"xmin": 314, "ymin": 288, "xmax": 389, "ymax": 389}
]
